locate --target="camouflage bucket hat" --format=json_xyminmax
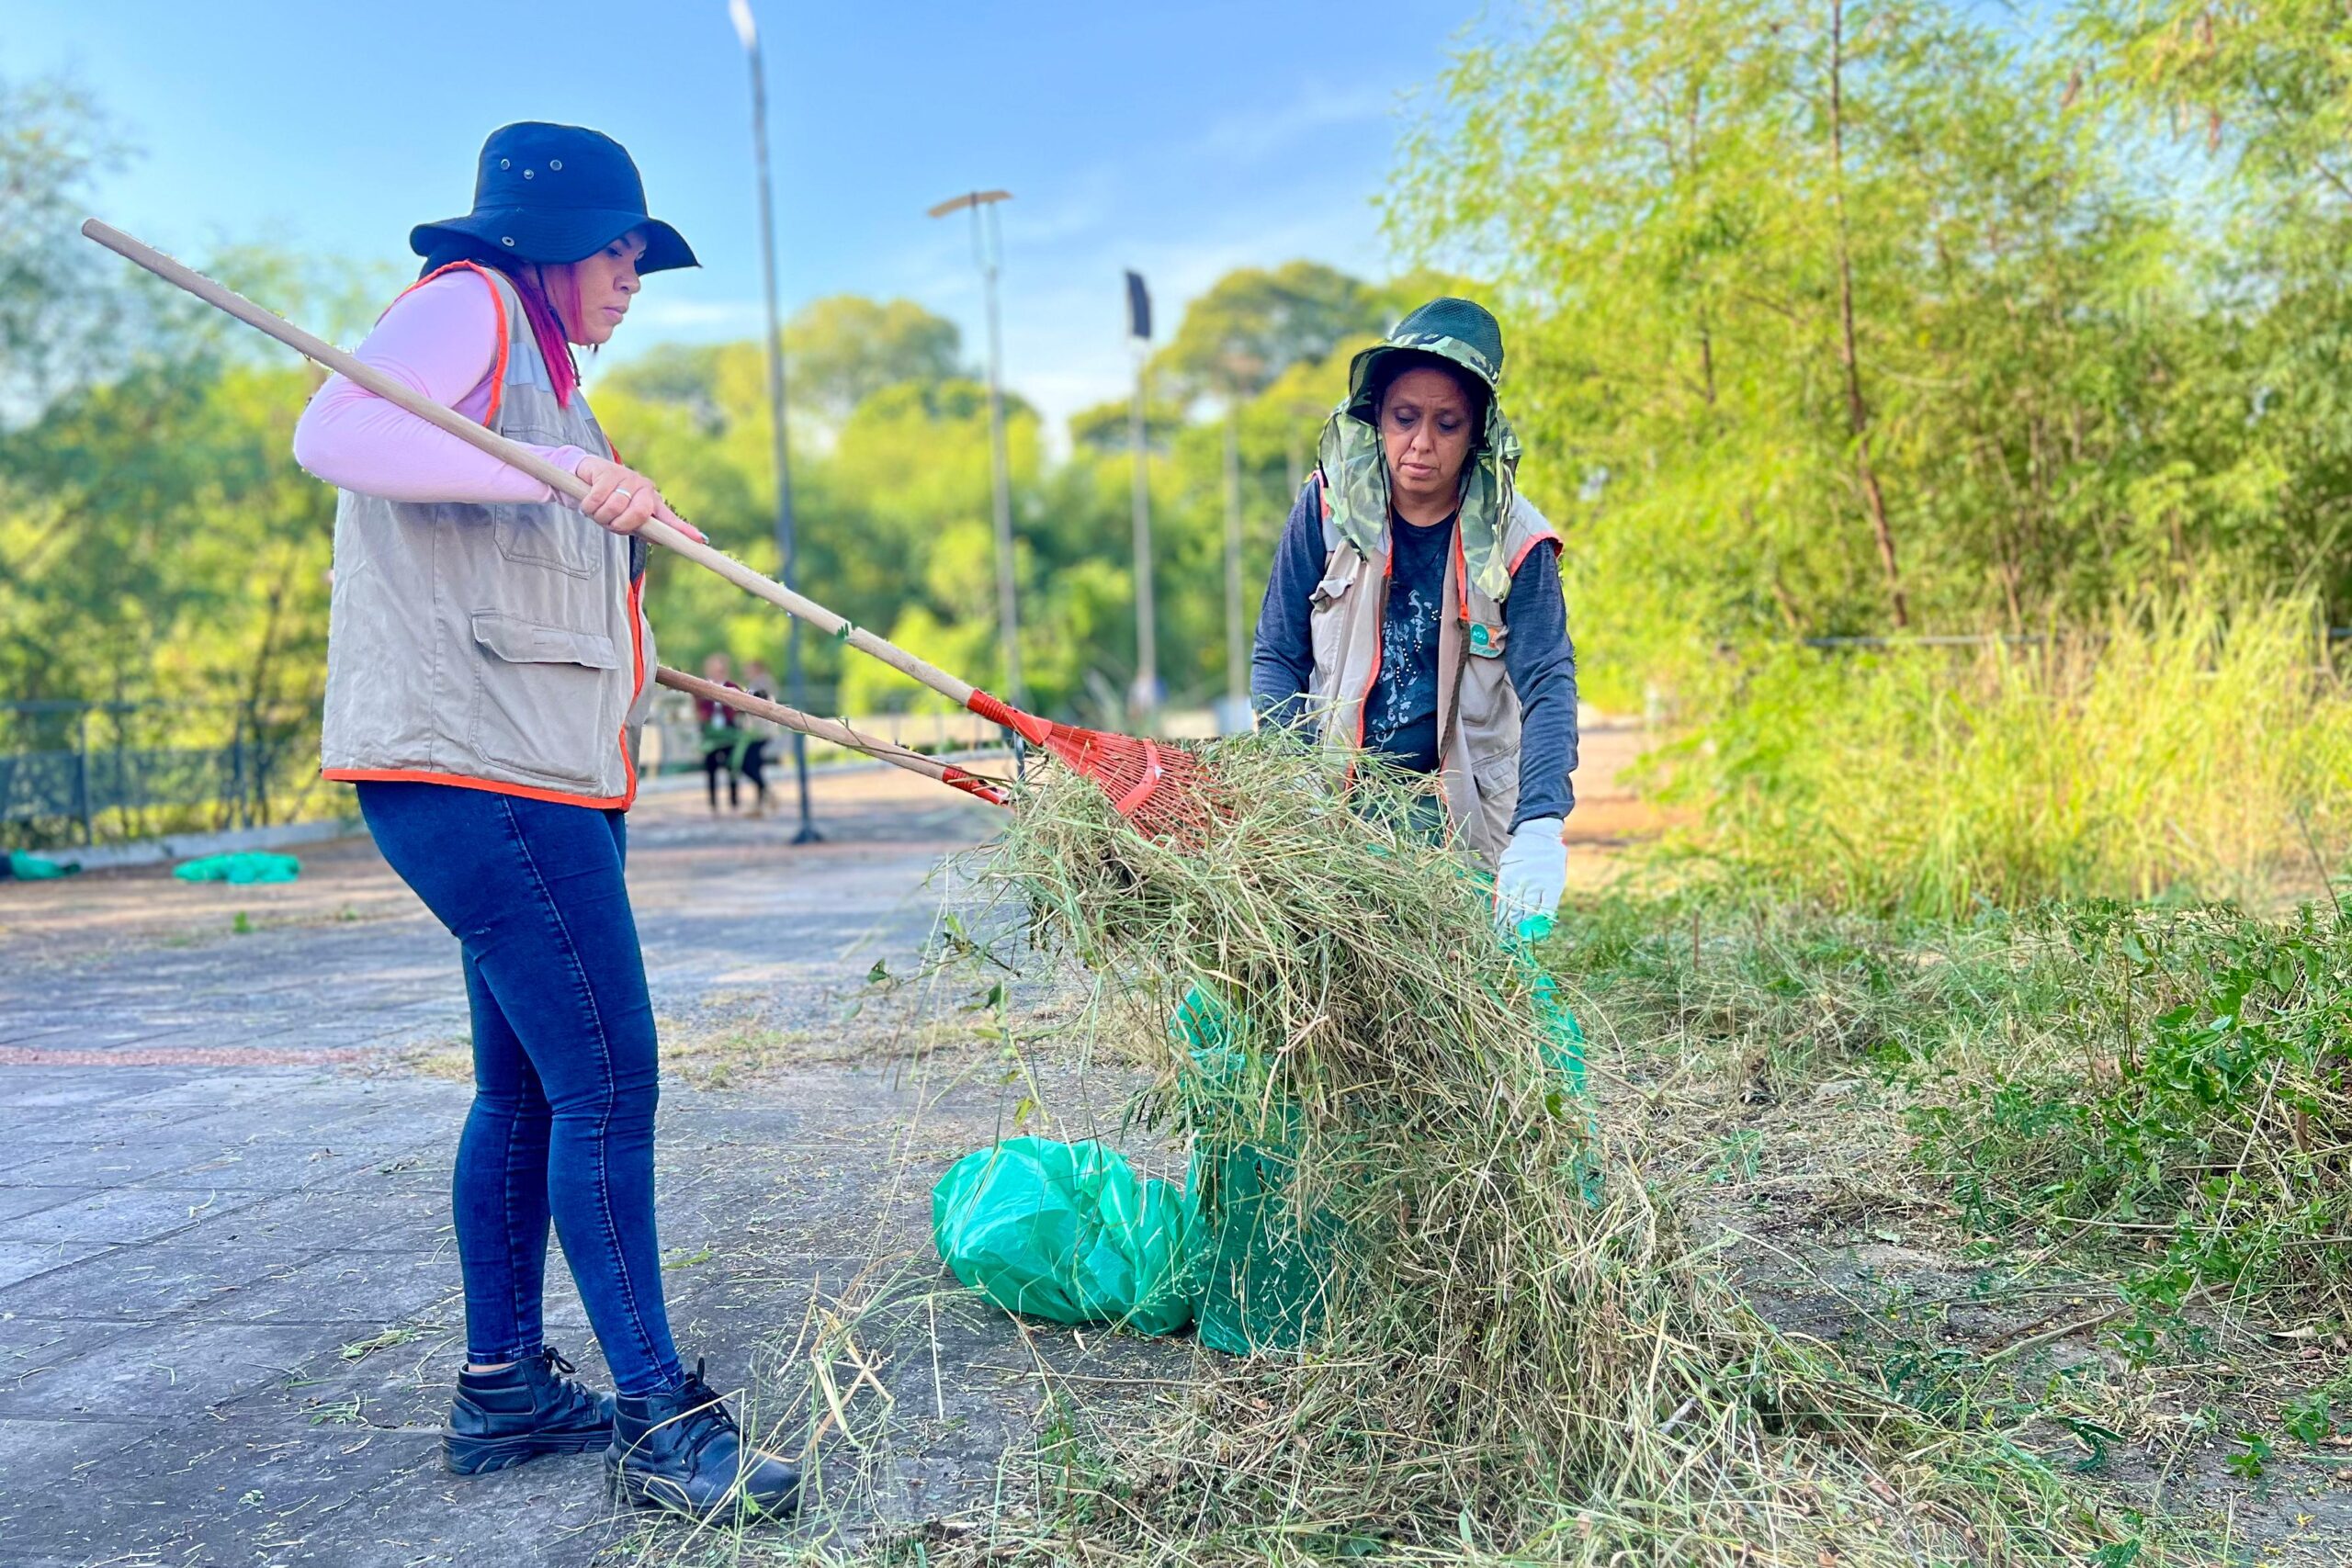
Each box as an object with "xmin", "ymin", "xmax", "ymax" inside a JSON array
[
  {"xmin": 1318, "ymin": 298, "xmax": 1524, "ymax": 600},
  {"xmin": 1342, "ymin": 297, "xmax": 1506, "ymax": 421}
]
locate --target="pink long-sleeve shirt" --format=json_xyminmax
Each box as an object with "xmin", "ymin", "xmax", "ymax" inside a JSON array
[{"xmin": 291, "ymin": 271, "xmax": 589, "ymax": 502}]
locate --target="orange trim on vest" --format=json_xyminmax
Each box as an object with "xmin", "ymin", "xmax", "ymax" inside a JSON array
[
  {"xmin": 1508, "ymin": 527, "xmax": 1561, "ymax": 578},
  {"xmin": 1452, "ymin": 525, "xmax": 1473, "ymax": 623},
  {"xmin": 387, "ymin": 261, "xmax": 513, "ymax": 429},
  {"xmin": 322, "ymin": 767, "xmax": 629, "ymax": 811},
  {"xmin": 1351, "ymin": 533, "xmax": 1392, "ymax": 753},
  {"xmin": 618, "ymin": 573, "xmax": 646, "ymax": 811}
]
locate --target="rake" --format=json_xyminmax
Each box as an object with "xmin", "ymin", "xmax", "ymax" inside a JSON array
[
  {"xmin": 656, "ymin": 666, "xmax": 1012, "ymax": 809},
  {"xmin": 82, "ymin": 220, "xmax": 1216, "ymax": 841}
]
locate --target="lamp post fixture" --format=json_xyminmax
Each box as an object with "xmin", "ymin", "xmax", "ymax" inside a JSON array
[
  {"xmin": 728, "ymin": 0, "xmax": 819, "ymax": 842},
  {"xmin": 1124, "ymin": 270, "xmax": 1159, "ymax": 731},
  {"xmin": 927, "ymin": 189, "xmax": 1021, "ymax": 707}
]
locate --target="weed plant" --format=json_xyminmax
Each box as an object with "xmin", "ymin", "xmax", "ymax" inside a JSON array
[
  {"xmin": 940, "ymin": 747, "xmax": 2154, "ymax": 1566},
  {"xmin": 1552, "ymin": 891, "xmax": 2352, "ymax": 1345},
  {"xmin": 1660, "ymin": 597, "xmax": 2352, "ymax": 917}
]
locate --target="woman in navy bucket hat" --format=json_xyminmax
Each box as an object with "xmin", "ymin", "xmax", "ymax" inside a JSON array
[
  {"xmin": 409, "ymin": 121, "xmax": 698, "ymax": 276},
  {"xmin": 293, "ymin": 123, "xmax": 801, "ymax": 1522}
]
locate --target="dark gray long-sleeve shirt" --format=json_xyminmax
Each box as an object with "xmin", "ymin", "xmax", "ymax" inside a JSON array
[{"xmin": 1250, "ymin": 481, "xmax": 1577, "ymax": 827}]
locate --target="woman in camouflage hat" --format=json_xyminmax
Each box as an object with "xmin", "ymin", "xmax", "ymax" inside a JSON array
[{"xmin": 1250, "ymin": 298, "xmax": 1577, "ymax": 932}]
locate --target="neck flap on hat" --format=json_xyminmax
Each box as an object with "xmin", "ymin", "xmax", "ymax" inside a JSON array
[{"xmin": 1317, "ymin": 333, "xmax": 1523, "ymax": 602}]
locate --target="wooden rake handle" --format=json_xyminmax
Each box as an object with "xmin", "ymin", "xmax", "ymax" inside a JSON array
[
  {"xmin": 655, "ymin": 667, "xmax": 1009, "ymax": 807},
  {"xmin": 79, "ymin": 219, "xmax": 981, "ymax": 710}
]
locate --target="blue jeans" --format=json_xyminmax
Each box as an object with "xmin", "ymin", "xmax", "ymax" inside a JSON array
[{"xmin": 356, "ymin": 781, "xmax": 685, "ymax": 1396}]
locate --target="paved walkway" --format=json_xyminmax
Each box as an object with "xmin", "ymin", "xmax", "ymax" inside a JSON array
[
  {"xmin": 0, "ymin": 768, "xmax": 1176, "ymax": 1568},
  {"xmin": 0, "ymin": 728, "xmax": 1661, "ymax": 1568}
]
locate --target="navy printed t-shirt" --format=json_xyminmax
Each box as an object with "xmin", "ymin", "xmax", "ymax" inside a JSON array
[
  {"xmin": 1250, "ymin": 478, "xmax": 1578, "ymax": 827},
  {"xmin": 1367, "ymin": 511, "xmax": 1453, "ymax": 774}
]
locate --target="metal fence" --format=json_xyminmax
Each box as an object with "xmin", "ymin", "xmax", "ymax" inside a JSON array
[
  {"xmin": 0, "ymin": 699, "xmax": 326, "ymax": 850},
  {"xmin": 4, "ymin": 683, "xmax": 1228, "ymax": 851}
]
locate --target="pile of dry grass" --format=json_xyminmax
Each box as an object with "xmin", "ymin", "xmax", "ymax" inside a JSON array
[{"xmin": 933, "ymin": 743, "xmax": 2156, "ymax": 1566}]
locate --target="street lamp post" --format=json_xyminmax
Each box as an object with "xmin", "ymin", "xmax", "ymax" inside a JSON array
[
  {"xmin": 729, "ymin": 0, "xmax": 819, "ymax": 843},
  {"xmin": 1124, "ymin": 270, "xmax": 1158, "ymax": 731},
  {"xmin": 1223, "ymin": 391, "xmax": 1246, "ymax": 716},
  {"xmin": 926, "ymin": 189, "xmax": 1021, "ymax": 707}
]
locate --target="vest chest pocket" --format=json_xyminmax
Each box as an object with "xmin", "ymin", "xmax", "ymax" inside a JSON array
[
  {"xmin": 1306, "ymin": 567, "xmax": 1360, "ymax": 701},
  {"xmin": 492, "ymin": 426, "xmax": 605, "ymax": 579},
  {"xmin": 469, "ymin": 614, "xmax": 619, "ymax": 785},
  {"xmin": 1455, "ymin": 622, "xmax": 1516, "ymax": 732}
]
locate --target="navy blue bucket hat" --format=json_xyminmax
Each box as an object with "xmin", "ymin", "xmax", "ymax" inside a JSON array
[{"xmin": 410, "ymin": 122, "xmax": 697, "ymax": 274}]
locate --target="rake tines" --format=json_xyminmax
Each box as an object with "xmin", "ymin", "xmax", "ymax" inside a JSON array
[{"xmin": 965, "ymin": 690, "xmax": 1222, "ymax": 843}]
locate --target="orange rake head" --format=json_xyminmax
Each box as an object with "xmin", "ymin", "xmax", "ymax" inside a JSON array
[{"xmin": 964, "ymin": 689, "xmax": 1220, "ymax": 842}]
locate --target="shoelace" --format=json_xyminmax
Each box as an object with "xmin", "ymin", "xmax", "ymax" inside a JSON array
[
  {"xmin": 668, "ymin": 1359, "xmax": 742, "ymax": 1465},
  {"xmin": 536, "ymin": 1345, "xmax": 601, "ymax": 1422}
]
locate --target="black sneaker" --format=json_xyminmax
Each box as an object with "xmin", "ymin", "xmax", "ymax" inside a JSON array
[
  {"xmin": 443, "ymin": 1346, "xmax": 616, "ymax": 1475},
  {"xmin": 605, "ymin": 1359, "xmax": 800, "ymax": 1520}
]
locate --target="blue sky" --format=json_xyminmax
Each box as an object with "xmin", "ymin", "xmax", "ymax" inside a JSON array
[{"xmin": 13, "ymin": 1, "xmax": 1483, "ymax": 437}]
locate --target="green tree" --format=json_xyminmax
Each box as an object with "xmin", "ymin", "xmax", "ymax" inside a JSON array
[
  {"xmin": 782, "ymin": 295, "xmax": 963, "ymax": 422},
  {"xmin": 1152, "ymin": 261, "xmax": 1385, "ymax": 401},
  {"xmin": 0, "ymin": 71, "xmax": 130, "ymax": 416},
  {"xmin": 1393, "ymin": 0, "xmax": 2183, "ymax": 695}
]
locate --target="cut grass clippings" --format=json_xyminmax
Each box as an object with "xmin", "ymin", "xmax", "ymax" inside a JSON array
[{"xmin": 927, "ymin": 743, "xmax": 2165, "ymax": 1566}]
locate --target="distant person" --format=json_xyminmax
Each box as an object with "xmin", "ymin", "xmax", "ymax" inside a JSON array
[
  {"xmin": 694, "ymin": 651, "xmax": 744, "ymax": 814},
  {"xmin": 1250, "ymin": 299, "xmax": 1577, "ymax": 932},
  {"xmin": 738, "ymin": 660, "xmax": 776, "ymax": 818},
  {"xmin": 290, "ymin": 121, "xmax": 799, "ymax": 1521}
]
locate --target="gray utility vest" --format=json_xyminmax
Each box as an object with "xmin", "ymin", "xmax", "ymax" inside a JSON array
[
  {"xmin": 1303, "ymin": 478, "xmax": 1559, "ymax": 867},
  {"xmin": 319, "ymin": 263, "xmax": 657, "ymax": 807}
]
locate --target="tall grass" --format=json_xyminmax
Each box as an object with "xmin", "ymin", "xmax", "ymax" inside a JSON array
[
  {"xmin": 1667, "ymin": 598, "xmax": 2352, "ymax": 917},
  {"xmin": 1553, "ymin": 892, "xmax": 2352, "ymax": 1331}
]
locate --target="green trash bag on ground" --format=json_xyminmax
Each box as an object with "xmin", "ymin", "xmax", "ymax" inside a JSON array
[
  {"xmin": 932, "ymin": 1136, "xmax": 1200, "ymax": 1337},
  {"xmin": 6, "ymin": 850, "xmax": 77, "ymax": 880},
  {"xmin": 173, "ymin": 852, "xmax": 300, "ymax": 885},
  {"xmin": 1188, "ymin": 1134, "xmax": 1335, "ymax": 1357},
  {"xmin": 1172, "ymin": 984, "xmax": 1336, "ymax": 1358}
]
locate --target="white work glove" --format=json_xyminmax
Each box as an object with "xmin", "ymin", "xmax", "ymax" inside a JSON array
[{"xmin": 1494, "ymin": 817, "xmax": 1566, "ymax": 935}]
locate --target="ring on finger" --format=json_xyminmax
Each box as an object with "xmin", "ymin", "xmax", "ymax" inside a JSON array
[{"xmin": 612, "ymin": 489, "xmax": 634, "ymax": 504}]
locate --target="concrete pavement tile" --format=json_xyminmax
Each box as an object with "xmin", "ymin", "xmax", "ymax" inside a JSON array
[
  {"xmin": 0, "ymin": 1414, "xmax": 164, "ymax": 1501},
  {"xmin": 0, "ymin": 1187, "xmax": 97, "ymax": 1224},
  {"xmin": 0, "ymin": 1318, "xmax": 339, "ymax": 1417},
  {"xmin": 0, "ymin": 1314, "xmax": 155, "ymax": 1393},
  {"xmin": 171, "ymin": 1180, "xmax": 448, "ymax": 1252},
  {"xmin": 0, "ymin": 1240, "xmax": 117, "ymax": 1292},
  {"xmin": 158, "ymin": 1136, "xmax": 433, "ymax": 1193},
  {"xmin": 0, "ymin": 1025, "xmax": 82, "ymax": 1051},
  {"xmin": 0, "ymin": 1185, "xmax": 266, "ymax": 1247},
  {"xmin": 0, "ymin": 1419, "xmax": 451, "ymax": 1567},
  {"xmin": 1, "ymin": 1137, "xmax": 242, "ymax": 1186},
  {"xmin": 96, "ymin": 1070, "xmax": 334, "ymax": 1112},
  {"xmin": 0, "ymin": 1073, "xmax": 178, "ymax": 1110},
  {"xmin": 0, "ymin": 1140, "xmax": 74, "ymax": 1177},
  {"xmin": 205, "ymin": 1247, "xmax": 462, "ymax": 1328},
  {"xmin": 132, "ymin": 1430, "xmax": 613, "ymax": 1568},
  {"xmin": 0, "ymin": 1237, "xmax": 321, "ymax": 1320}
]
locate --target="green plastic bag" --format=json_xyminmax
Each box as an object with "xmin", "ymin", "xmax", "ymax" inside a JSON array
[
  {"xmin": 1188, "ymin": 1135, "xmax": 1334, "ymax": 1357},
  {"xmin": 932, "ymin": 1136, "xmax": 1200, "ymax": 1337},
  {"xmin": 6, "ymin": 850, "xmax": 76, "ymax": 880},
  {"xmin": 173, "ymin": 852, "xmax": 300, "ymax": 886},
  {"xmin": 1172, "ymin": 985, "xmax": 1335, "ymax": 1357}
]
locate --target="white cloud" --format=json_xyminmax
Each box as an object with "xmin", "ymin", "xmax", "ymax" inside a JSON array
[{"xmin": 1193, "ymin": 80, "xmax": 1397, "ymax": 166}]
